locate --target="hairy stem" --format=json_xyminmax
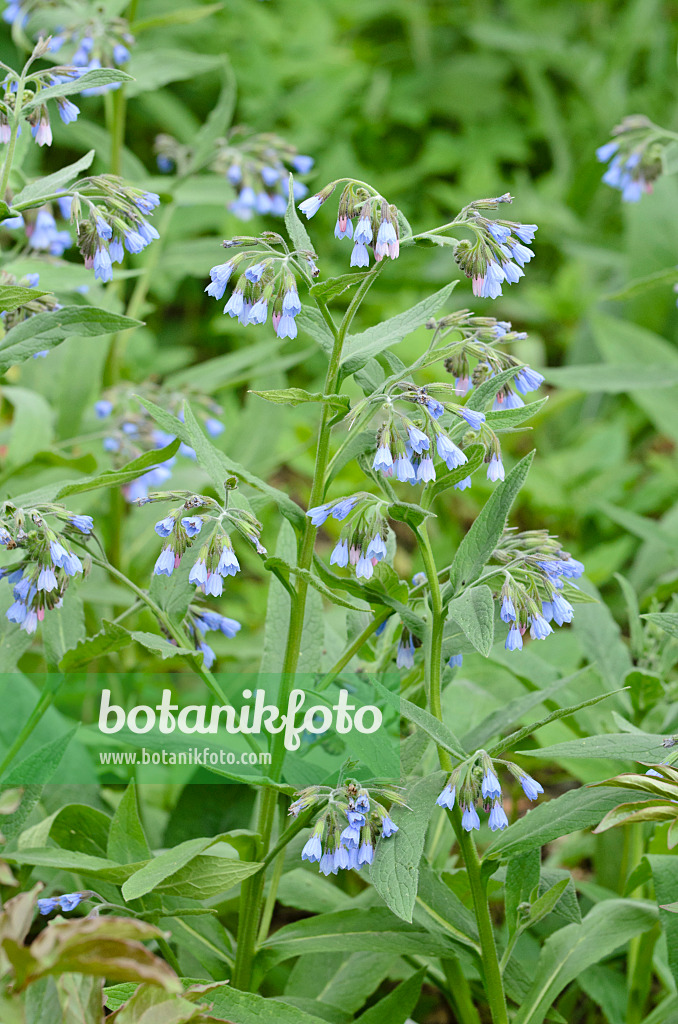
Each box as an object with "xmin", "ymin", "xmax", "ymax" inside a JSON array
[{"xmin": 417, "ymin": 521, "xmax": 508, "ymax": 1024}]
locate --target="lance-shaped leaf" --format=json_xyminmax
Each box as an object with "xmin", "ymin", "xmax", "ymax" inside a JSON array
[
  {"xmin": 0, "ymin": 306, "xmax": 142, "ymax": 371},
  {"xmin": 446, "ymin": 584, "xmax": 495, "ymax": 656}
]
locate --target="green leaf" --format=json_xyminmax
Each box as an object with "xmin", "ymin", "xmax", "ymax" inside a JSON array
[
  {"xmin": 371, "ymin": 678, "xmax": 466, "ymax": 759},
  {"xmin": 132, "ymin": 2, "xmax": 223, "ymax": 33},
  {"xmin": 251, "ymin": 387, "xmax": 350, "ymax": 416},
  {"xmin": 446, "ymin": 451, "xmax": 534, "ymax": 598},
  {"xmin": 642, "ymin": 612, "xmax": 678, "ymax": 638},
  {"xmin": 22, "ymin": 73, "xmax": 132, "ymax": 113},
  {"xmin": 125, "ymin": 50, "xmax": 223, "ymax": 97},
  {"xmin": 3, "ymin": 386, "xmax": 54, "ymax": 466},
  {"xmin": 208, "ymin": 987, "xmax": 330, "ymax": 1024},
  {"xmin": 140, "ymin": 396, "xmax": 305, "ymax": 529},
  {"xmin": 414, "ymin": 860, "xmax": 480, "ymax": 949},
  {"xmin": 310, "ymin": 271, "xmax": 372, "ymax": 304},
  {"xmin": 465, "ymin": 365, "xmax": 521, "ymax": 411},
  {"xmin": 260, "ymin": 907, "xmax": 458, "ymax": 964},
  {"xmin": 424, "ymin": 443, "xmax": 485, "ymax": 502},
  {"xmin": 512, "ymin": 900, "xmax": 657, "ymax": 1024},
  {"xmin": 55, "ymin": 440, "xmax": 180, "ymax": 498},
  {"xmin": 604, "ymin": 265, "xmax": 678, "ymax": 302},
  {"xmin": 486, "ymin": 396, "xmax": 549, "ymax": 430},
  {"xmin": 285, "ymin": 174, "xmax": 314, "ymax": 253},
  {"xmin": 128, "ymin": 631, "xmax": 195, "ymax": 660},
  {"xmin": 41, "ymin": 590, "xmax": 85, "ymax": 666},
  {"xmin": 521, "ymin": 877, "xmax": 570, "ymax": 930},
  {"xmin": 296, "ymin": 306, "xmax": 335, "ymax": 356},
  {"xmin": 354, "ymin": 969, "xmax": 425, "ymax": 1024},
  {"xmin": 483, "ymin": 785, "xmax": 651, "ymax": 862},
  {"xmin": 121, "ymin": 834, "xmax": 254, "ymax": 900},
  {"xmin": 107, "ymin": 782, "xmax": 151, "ymax": 865},
  {"xmin": 446, "ymin": 585, "xmax": 495, "ymax": 656},
  {"xmin": 2, "ymin": 726, "xmax": 76, "ymax": 786},
  {"xmin": 59, "ymin": 621, "xmax": 132, "ymax": 671},
  {"xmin": 151, "ymin": 852, "xmax": 261, "ymax": 900},
  {"xmin": 543, "ymin": 364, "xmax": 678, "ymax": 391},
  {"xmin": 340, "ymin": 283, "xmax": 456, "ymax": 376},
  {"xmin": 11, "ymin": 152, "xmax": 95, "ymax": 209},
  {"xmin": 3, "ymin": 847, "xmax": 140, "ymax": 883},
  {"xmin": 517, "ymin": 731, "xmax": 667, "ymax": 763},
  {"xmin": 370, "ymin": 772, "xmax": 446, "ymax": 922},
  {"xmin": 0, "ymin": 306, "xmax": 142, "ymax": 372},
  {"xmin": 388, "ymin": 500, "xmax": 435, "ymax": 530},
  {"xmin": 505, "ymin": 851, "xmax": 540, "ymax": 936},
  {"xmin": 0, "ymin": 284, "xmax": 49, "ymax": 313}
]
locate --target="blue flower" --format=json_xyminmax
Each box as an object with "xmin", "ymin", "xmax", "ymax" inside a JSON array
[
  {"xmin": 276, "ymin": 314, "xmax": 297, "ymax": 339},
  {"xmin": 206, "ymin": 262, "xmax": 235, "ymax": 298},
  {"xmin": 509, "ymin": 241, "xmax": 535, "ymax": 267},
  {"xmin": 407, "ymin": 424, "xmax": 430, "ymax": 454},
  {"xmin": 381, "ymin": 814, "xmax": 398, "ymax": 837},
  {"xmin": 354, "ymin": 215, "xmax": 373, "ymax": 244},
  {"xmin": 37, "ymin": 897, "xmax": 59, "ymax": 915},
  {"xmin": 436, "ymin": 783, "xmax": 456, "ymax": 809},
  {"xmin": 95, "ymin": 399, "xmax": 113, "ymax": 418},
  {"xmin": 93, "ymin": 247, "xmax": 112, "ymax": 283},
  {"xmin": 500, "ymin": 595, "xmax": 516, "ymax": 623},
  {"xmin": 306, "ymin": 503, "xmax": 331, "ymax": 526},
  {"xmin": 373, "ymin": 443, "xmax": 393, "ymax": 472},
  {"xmin": 519, "ymin": 773, "xmax": 544, "ymax": 801},
  {"xmin": 454, "ymin": 476, "xmax": 472, "ymax": 491},
  {"xmin": 395, "ymin": 454, "xmax": 415, "ymax": 482},
  {"xmin": 436, "ymin": 433, "xmax": 467, "ymax": 470},
  {"xmin": 299, "ymin": 195, "xmax": 323, "ymax": 218},
  {"xmin": 512, "ymin": 223, "xmax": 538, "ymax": 244},
  {"xmin": 301, "ymin": 831, "xmax": 323, "ymax": 863},
  {"xmin": 224, "ymin": 290, "xmax": 244, "ymax": 317},
  {"xmin": 59, "ymin": 892, "xmax": 85, "ymax": 912},
  {"xmin": 330, "ymin": 539, "xmax": 349, "ymax": 567},
  {"xmin": 356, "ymin": 553, "xmax": 374, "ymax": 580},
  {"xmin": 488, "ymin": 222, "xmax": 511, "ymax": 244},
  {"xmin": 459, "ymin": 408, "xmax": 485, "ymax": 430},
  {"xmin": 461, "ymin": 804, "xmax": 480, "ymax": 831},
  {"xmin": 358, "ymin": 839, "xmax": 374, "ymax": 866},
  {"xmin": 551, "ymin": 593, "xmax": 574, "ymax": 625},
  {"xmin": 481, "ymin": 770, "xmax": 501, "ymax": 801},
  {"xmin": 282, "ymin": 287, "xmax": 301, "ymax": 316},
  {"xmin": 37, "ymin": 567, "xmax": 57, "ymax": 592},
  {"xmin": 205, "ymin": 417, "xmax": 224, "ymax": 436},
  {"xmin": 529, "ymin": 613, "xmax": 553, "ymax": 640},
  {"xmin": 425, "ymin": 396, "xmax": 445, "ymax": 419},
  {"xmin": 596, "ymin": 141, "xmax": 619, "ymax": 163},
  {"xmin": 135, "ymin": 192, "xmax": 161, "ymax": 215},
  {"xmin": 514, "ymin": 366, "xmax": 544, "ymax": 394},
  {"xmin": 448, "ymin": 654, "xmax": 463, "ymax": 668},
  {"xmin": 417, "ymin": 456, "xmax": 435, "ymax": 482},
  {"xmin": 396, "ymin": 635, "xmax": 415, "ymax": 668},
  {"xmin": 189, "ymin": 559, "xmax": 208, "ymax": 586},
  {"xmin": 217, "ymin": 545, "xmax": 240, "ymax": 576},
  {"xmin": 488, "ymin": 802, "xmax": 509, "ymax": 831},
  {"xmin": 341, "ymin": 824, "xmax": 360, "ymax": 848},
  {"xmin": 292, "ymin": 155, "xmax": 314, "ymax": 174},
  {"xmin": 182, "ymin": 516, "xmax": 203, "ymax": 538},
  {"xmin": 346, "ymin": 809, "xmax": 365, "ymax": 827},
  {"xmin": 245, "ymin": 262, "xmax": 266, "ymax": 283},
  {"xmin": 155, "ymin": 516, "xmax": 175, "ymax": 538},
  {"xmin": 350, "ymin": 242, "xmax": 370, "ymax": 268},
  {"xmin": 331, "ymin": 497, "xmax": 357, "ymax": 521},
  {"xmin": 57, "ymin": 98, "xmax": 79, "ymax": 124},
  {"xmin": 505, "ymin": 625, "xmax": 523, "ymax": 651},
  {"xmin": 334, "ymin": 216, "xmax": 353, "ymax": 240},
  {"xmin": 205, "ymin": 573, "xmax": 223, "ymax": 597},
  {"xmin": 366, "ymin": 533, "xmax": 387, "ymax": 560},
  {"xmin": 487, "ymin": 455, "xmax": 504, "ymax": 482},
  {"xmin": 154, "ymin": 547, "xmax": 176, "ymax": 576}
]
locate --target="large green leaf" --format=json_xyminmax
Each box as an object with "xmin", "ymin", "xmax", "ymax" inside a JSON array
[
  {"xmin": 370, "ymin": 772, "xmax": 446, "ymax": 923},
  {"xmin": 11, "ymin": 152, "xmax": 95, "ymax": 208},
  {"xmin": 0, "ymin": 306, "xmax": 142, "ymax": 372},
  {"xmin": 512, "ymin": 900, "xmax": 657, "ymax": 1024},
  {"xmin": 446, "ymin": 585, "xmax": 495, "ymax": 656}
]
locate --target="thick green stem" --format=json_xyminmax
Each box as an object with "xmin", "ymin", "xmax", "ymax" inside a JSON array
[
  {"xmin": 316, "ymin": 608, "xmax": 390, "ymax": 692},
  {"xmin": 417, "ymin": 522, "xmax": 508, "ymax": 1024}
]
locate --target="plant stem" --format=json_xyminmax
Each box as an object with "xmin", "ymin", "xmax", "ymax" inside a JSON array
[
  {"xmin": 417, "ymin": 521, "xmax": 508, "ymax": 1024},
  {"xmin": 0, "ymin": 675, "xmax": 64, "ymax": 777},
  {"xmin": 315, "ymin": 607, "xmax": 390, "ymax": 692},
  {"xmin": 0, "ymin": 79, "xmax": 25, "ymax": 199},
  {"xmin": 232, "ymin": 266, "xmax": 382, "ymax": 991}
]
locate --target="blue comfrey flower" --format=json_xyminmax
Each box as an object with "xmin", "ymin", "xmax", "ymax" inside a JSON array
[
  {"xmin": 396, "ymin": 634, "xmax": 415, "ymax": 669},
  {"xmin": 354, "ymin": 214, "xmax": 373, "ymax": 244},
  {"xmin": 224, "ymin": 290, "xmax": 244, "ymax": 317},
  {"xmin": 500, "ymin": 595, "xmax": 516, "ymax": 623},
  {"xmin": 330, "ymin": 539, "xmax": 349, "ymax": 567},
  {"xmin": 436, "ymin": 783, "xmax": 456, "ymax": 809},
  {"xmin": 301, "ymin": 829, "xmax": 323, "ymax": 863},
  {"xmin": 395, "ymin": 454, "xmax": 415, "ymax": 482},
  {"xmin": 205, "ymin": 417, "xmax": 224, "ymax": 436},
  {"xmin": 424, "ymin": 396, "xmax": 445, "ymax": 419},
  {"xmin": 245, "ymin": 262, "xmax": 266, "ymax": 283},
  {"xmin": 197, "ymin": 642, "xmax": 215, "ymax": 668},
  {"xmin": 493, "ymin": 390, "xmax": 524, "ymax": 412},
  {"xmin": 38, "ymin": 892, "xmax": 86, "ymax": 915},
  {"xmin": 350, "ymin": 242, "xmax": 370, "ymax": 268},
  {"xmin": 7, "ymin": 601, "xmax": 27, "ymax": 624},
  {"xmin": 276, "ymin": 314, "xmax": 298, "ymax": 339},
  {"xmin": 381, "ymin": 814, "xmax": 398, "ymax": 837},
  {"xmin": 454, "ymin": 476, "xmax": 472, "ymax": 491},
  {"xmin": 2, "ymin": 214, "xmax": 24, "ymax": 229},
  {"xmin": 341, "ymin": 823, "xmax": 361, "ymax": 847},
  {"xmin": 292, "ymin": 154, "xmax": 314, "ymax": 174},
  {"xmin": 458, "ymin": 408, "xmax": 485, "ymax": 430},
  {"xmin": 306, "ymin": 503, "xmax": 331, "ymax": 527},
  {"xmin": 248, "ymin": 297, "xmax": 268, "ymax": 325},
  {"xmin": 508, "ymin": 241, "xmax": 535, "ymax": 267},
  {"xmin": 481, "ymin": 770, "xmax": 502, "ymax": 801},
  {"xmin": 550, "ymin": 592, "xmax": 574, "ymax": 625},
  {"xmin": 417, "ymin": 456, "xmax": 435, "ymax": 483},
  {"xmin": 331, "ymin": 497, "xmax": 357, "ymax": 521},
  {"xmin": 488, "ymin": 802, "xmax": 509, "ymax": 831},
  {"xmin": 488, "ymin": 222, "xmax": 511, "ymax": 244},
  {"xmin": 299, "ymin": 195, "xmax": 323, "ymax": 218},
  {"xmin": 436, "ymin": 433, "xmax": 467, "ymax": 470},
  {"xmin": 514, "ymin": 366, "xmax": 544, "ymax": 394},
  {"xmin": 155, "ymin": 515, "xmax": 175, "ymax": 538},
  {"xmin": 154, "ymin": 546, "xmax": 176, "ymax": 576},
  {"xmin": 462, "ymin": 804, "xmax": 480, "ymax": 831},
  {"xmin": 448, "ymin": 653, "xmax": 463, "ymax": 668},
  {"xmin": 282, "ymin": 287, "xmax": 302, "ymax": 316},
  {"xmin": 57, "ymin": 98, "xmax": 80, "ymax": 124},
  {"xmin": 217, "ymin": 544, "xmax": 240, "ymax": 576},
  {"xmin": 487, "ymin": 454, "xmax": 505, "ymax": 482},
  {"xmin": 596, "ymin": 140, "xmax": 619, "ymax": 163},
  {"xmin": 505, "ymin": 625, "xmax": 523, "ymax": 651},
  {"xmin": 407, "ymin": 424, "xmax": 430, "ymax": 454},
  {"xmin": 93, "ymin": 247, "xmax": 112, "ymax": 283},
  {"xmin": 519, "ymin": 773, "xmax": 544, "ymax": 801},
  {"xmin": 205, "ymin": 573, "xmax": 223, "ymax": 597},
  {"xmin": 134, "ymin": 192, "xmax": 161, "ymax": 215},
  {"xmin": 37, "ymin": 567, "xmax": 57, "ymax": 592},
  {"xmin": 30, "ymin": 210, "xmax": 71, "ymax": 255},
  {"xmin": 373, "ymin": 443, "xmax": 393, "ymax": 472},
  {"xmin": 189, "ymin": 559, "xmax": 208, "ymax": 586},
  {"xmin": 346, "ymin": 808, "xmax": 365, "ymax": 828},
  {"xmin": 529, "ymin": 613, "xmax": 553, "ymax": 640},
  {"xmin": 182, "ymin": 516, "xmax": 203, "ymax": 538},
  {"xmin": 334, "ymin": 216, "xmax": 353, "ymax": 239}
]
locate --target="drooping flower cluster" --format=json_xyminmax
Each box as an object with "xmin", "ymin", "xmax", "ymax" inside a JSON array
[
  {"xmin": 206, "ymin": 246, "xmax": 303, "ymax": 340},
  {"xmin": 2, "ymin": 203, "xmax": 73, "ymax": 255},
  {"xmin": 1, "ymin": 503, "xmax": 93, "ymax": 635},
  {"xmin": 0, "ymin": 45, "xmax": 85, "ymax": 147},
  {"xmin": 0, "ymin": 270, "xmax": 60, "ymax": 341},
  {"xmin": 596, "ymin": 116, "xmax": 667, "ymax": 203},
  {"xmin": 299, "ymin": 180, "xmax": 401, "ymax": 268},
  {"xmin": 61, "ymin": 176, "xmax": 160, "ymax": 283},
  {"xmin": 436, "ymin": 750, "xmax": 543, "ymax": 832},
  {"xmin": 93, "ymin": 387, "xmax": 224, "ymax": 503},
  {"xmin": 37, "ymin": 890, "xmax": 95, "ymax": 915},
  {"xmin": 185, "ymin": 604, "xmax": 241, "ymax": 669},
  {"xmin": 145, "ymin": 491, "xmax": 265, "ymax": 601},
  {"xmin": 370, "ymin": 385, "xmax": 484, "ymax": 487},
  {"xmin": 491, "ymin": 529, "xmax": 585, "ymax": 652},
  {"xmin": 452, "ymin": 195, "xmax": 536, "ymax": 299},
  {"xmin": 291, "ymin": 779, "xmax": 403, "ymax": 875},
  {"xmin": 203, "ymin": 130, "xmax": 312, "ymax": 218},
  {"xmin": 306, "ymin": 494, "xmax": 391, "ymax": 581}
]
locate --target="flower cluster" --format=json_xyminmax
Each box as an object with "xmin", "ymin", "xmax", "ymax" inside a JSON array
[
  {"xmin": 0, "ymin": 270, "xmax": 60, "ymax": 342},
  {"xmin": 452, "ymin": 195, "xmax": 536, "ymax": 299},
  {"xmin": 436, "ymin": 751, "xmax": 543, "ymax": 832},
  {"xmin": 1, "ymin": 503, "xmax": 93, "ymax": 635},
  {"xmin": 0, "ymin": 46, "xmax": 84, "ymax": 146},
  {"xmin": 206, "ymin": 247, "xmax": 303, "ymax": 340},
  {"xmin": 306, "ymin": 494, "xmax": 391, "ymax": 581},
  {"xmin": 370, "ymin": 385, "xmax": 483, "ymax": 487},
  {"xmin": 37, "ymin": 890, "xmax": 94, "ymax": 915},
  {"xmin": 203, "ymin": 130, "xmax": 312, "ymax": 218},
  {"xmin": 185, "ymin": 605, "xmax": 241, "ymax": 669},
  {"xmin": 146, "ymin": 492, "xmax": 265, "ymax": 600},
  {"xmin": 94, "ymin": 387, "xmax": 224, "ymax": 503},
  {"xmin": 61, "ymin": 176, "xmax": 160, "ymax": 283},
  {"xmin": 299, "ymin": 180, "xmax": 401, "ymax": 268},
  {"xmin": 596, "ymin": 116, "xmax": 666, "ymax": 203},
  {"xmin": 491, "ymin": 529, "xmax": 585, "ymax": 652},
  {"xmin": 2, "ymin": 203, "xmax": 73, "ymax": 255},
  {"xmin": 291, "ymin": 780, "xmax": 402, "ymax": 875}
]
